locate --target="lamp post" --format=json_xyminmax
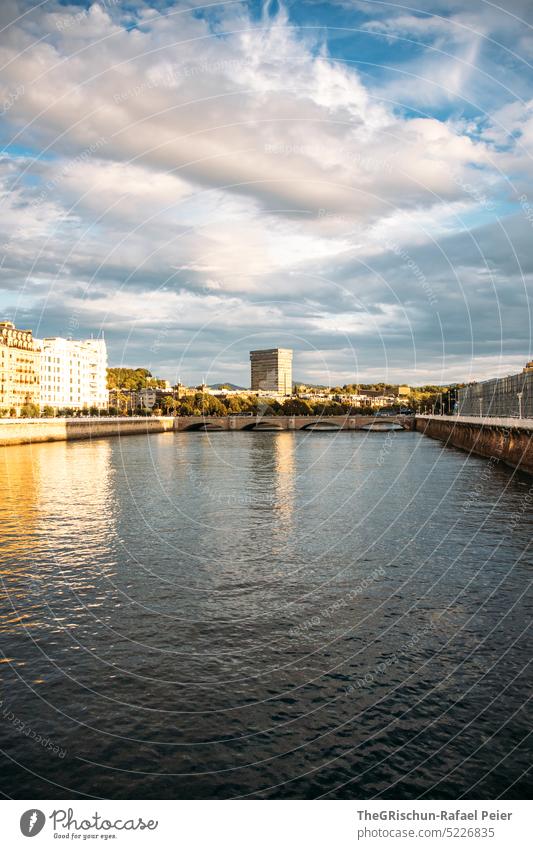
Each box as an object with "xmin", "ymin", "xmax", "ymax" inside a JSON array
[
  {"xmin": 517, "ymin": 391, "xmax": 523, "ymax": 419},
  {"xmin": 478, "ymin": 398, "xmax": 483, "ymax": 418}
]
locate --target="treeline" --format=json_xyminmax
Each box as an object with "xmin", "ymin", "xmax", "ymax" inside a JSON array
[
  {"xmin": 120, "ymin": 393, "xmax": 382, "ymax": 417},
  {"xmin": 330, "ymin": 383, "xmax": 398, "ymax": 394},
  {"xmin": 107, "ymin": 367, "xmax": 167, "ymax": 391}
]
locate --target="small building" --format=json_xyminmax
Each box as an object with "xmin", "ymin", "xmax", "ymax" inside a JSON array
[{"xmin": 173, "ymin": 382, "xmax": 196, "ymax": 399}]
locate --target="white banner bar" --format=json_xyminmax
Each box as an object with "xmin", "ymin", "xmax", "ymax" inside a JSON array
[{"xmin": 2, "ymin": 799, "xmax": 530, "ymax": 848}]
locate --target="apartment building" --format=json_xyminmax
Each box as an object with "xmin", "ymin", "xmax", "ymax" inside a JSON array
[
  {"xmin": 0, "ymin": 321, "xmax": 41, "ymax": 414},
  {"xmin": 38, "ymin": 336, "xmax": 108, "ymax": 411}
]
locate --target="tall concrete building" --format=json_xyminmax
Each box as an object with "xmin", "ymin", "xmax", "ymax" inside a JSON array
[
  {"xmin": 0, "ymin": 321, "xmax": 41, "ymax": 414},
  {"xmin": 37, "ymin": 336, "xmax": 108, "ymax": 411},
  {"xmin": 250, "ymin": 348, "xmax": 293, "ymax": 395}
]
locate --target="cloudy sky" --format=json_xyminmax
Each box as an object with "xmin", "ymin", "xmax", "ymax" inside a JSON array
[{"xmin": 1, "ymin": 0, "xmax": 532, "ymax": 386}]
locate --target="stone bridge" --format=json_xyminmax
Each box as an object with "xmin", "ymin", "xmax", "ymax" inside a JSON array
[{"xmin": 174, "ymin": 414, "xmax": 415, "ymax": 432}]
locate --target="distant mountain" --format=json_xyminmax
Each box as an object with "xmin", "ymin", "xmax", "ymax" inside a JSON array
[{"xmin": 208, "ymin": 383, "xmax": 247, "ymax": 391}]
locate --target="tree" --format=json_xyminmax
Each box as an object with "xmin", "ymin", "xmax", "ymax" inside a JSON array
[
  {"xmin": 42, "ymin": 405, "xmax": 55, "ymax": 417},
  {"xmin": 161, "ymin": 395, "xmax": 177, "ymax": 415},
  {"xmin": 177, "ymin": 400, "xmax": 195, "ymax": 416},
  {"xmin": 113, "ymin": 391, "xmax": 129, "ymax": 416},
  {"xmin": 20, "ymin": 403, "xmax": 40, "ymax": 418},
  {"xmin": 282, "ymin": 398, "xmax": 313, "ymax": 415},
  {"xmin": 223, "ymin": 395, "xmax": 244, "ymax": 414}
]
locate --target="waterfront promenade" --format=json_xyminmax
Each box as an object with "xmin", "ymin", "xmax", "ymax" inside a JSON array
[
  {"xmin": 0, "ymin": 416, "xmax": 175, "ymax": 446},
  {"xmin": 417, "ymin": 414, "xmax": 533, "ymax": 475}
]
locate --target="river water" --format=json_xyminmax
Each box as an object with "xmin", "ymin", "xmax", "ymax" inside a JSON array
[{"xmin": 0, "ymin": 430, "xmax": 531, "ymax": 799}]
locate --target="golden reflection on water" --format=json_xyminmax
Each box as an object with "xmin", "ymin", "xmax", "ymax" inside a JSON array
[
  {"xmin": 0, "ymin": 445, "xmax": 40, "ymax": 557},
  {"xmin": 272, "ymin": 431, "xmax": 295, "ymax": 526},
  {"xmin": 0, "ymin": 440, "xmax": 115, "ymax": 641}
]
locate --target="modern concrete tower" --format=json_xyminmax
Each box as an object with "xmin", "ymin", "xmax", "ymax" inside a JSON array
[{"xmin": 250, "ymin": 348, "xmax": 293, "ymax": 395}]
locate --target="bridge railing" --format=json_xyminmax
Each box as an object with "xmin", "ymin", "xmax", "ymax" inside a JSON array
[{"xmin": 416, "ymin": 413, "xmax": 533, "ymax": 429}]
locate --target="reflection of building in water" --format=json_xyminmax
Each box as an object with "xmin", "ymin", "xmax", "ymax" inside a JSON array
[
  {"xmin": 0, "ymin": 445, "xmax": 46, "ymax": 637},
  {"xmin": 0, "ymin": 441, "xmax": 116, "ymax": 638},
  {"xmin": 272, "ymin": 432, "xmax": 295, "ymax": 528},
  {"xmin": 246, "ymin": 433, "xmax": 296, "ymax": 564},
  {"xmin": 249, "ymin": 433, "xmax": 296, "ymax": 571},
  {"xmin": 0, "ymin": 445, "xmax": 40, "ymax": 560},
  {"xmin": 31, "ymin": 440, "xmax": 115, "ymax": 546}
]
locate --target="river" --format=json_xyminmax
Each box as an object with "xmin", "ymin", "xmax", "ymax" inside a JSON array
[{"xmin": 0, "ymin": 430, "xmax": 531, "ymax": 798}]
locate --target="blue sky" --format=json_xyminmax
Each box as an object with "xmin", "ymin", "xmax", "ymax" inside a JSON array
[{"xmin": 0, "ymin": 0, "xmax": 532, "ymax": 385}]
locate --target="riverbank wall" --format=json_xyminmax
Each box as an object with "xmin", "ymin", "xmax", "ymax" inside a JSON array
[
  {"xmin": 416, "ymin": 415, "xmax": 533, "ymax": 475},
  {"xmin": 0, "ymin": 417, "xmax": 175, "ymax": 447}
]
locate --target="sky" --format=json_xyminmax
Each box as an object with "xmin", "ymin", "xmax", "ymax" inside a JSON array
[{"xmin": 0, "ymin": 0, "xmax": 532, "ymax": 387}]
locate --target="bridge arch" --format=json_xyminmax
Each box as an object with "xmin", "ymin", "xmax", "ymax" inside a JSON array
[
  {"xmin": 360, "ymin": 422, "xmax": 405, "ymax": 432},
  {"xmin": 246, "ymin": 420, "xmax": 285, "ymax": 431},
  {"xmin": 183, "ymin": 421, "xmax": 225, "ymax": 431},
  {"xmin": 300, "ymin": 421, "xmax": 342, "ymax": 431}
]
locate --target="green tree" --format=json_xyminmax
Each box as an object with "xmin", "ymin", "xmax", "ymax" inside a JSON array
[
  {"xmin": 161, "ymin": 395, "xmax": 177, "ymax": 415},
  {"xmin": 223, "ymin": 395, "xmax": 244, "ymax": 414},
  {"xmin": 282, "ymin": 398, "xmax": 313, "ymax": 415},
  {"xmin": 20, "ymin": 403, "xmax": 40, "ymax": 418},
  {"xmin": 177, "ymin": 400, "xmax": 195, "ymax": 416}
]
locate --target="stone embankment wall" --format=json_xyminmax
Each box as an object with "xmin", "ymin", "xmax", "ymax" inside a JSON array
[
  {"xmin": 0, "ymin": 417, "xmax": 175, "ymax": 447},
  {"xmin": 416, "ymin": 415, "xmax": 533, "ymax": 475}
]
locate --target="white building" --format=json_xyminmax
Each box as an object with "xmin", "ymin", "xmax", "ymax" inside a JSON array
[
  {"xmin": 37, "ymin": 336, "xmax": 108, "ymax": 411},
  {"xmin": 136, "ymin": 388, "xmax": 157, "ymax": 410}
]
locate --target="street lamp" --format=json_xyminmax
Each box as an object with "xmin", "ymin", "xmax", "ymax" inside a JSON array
[
  {"xmin": 478, "ymin": 398, "xmax": 483, "ymax": 418},
  {"xmin": 517, "ymin": 392, "xmax": 523, "ymax": 419}
]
